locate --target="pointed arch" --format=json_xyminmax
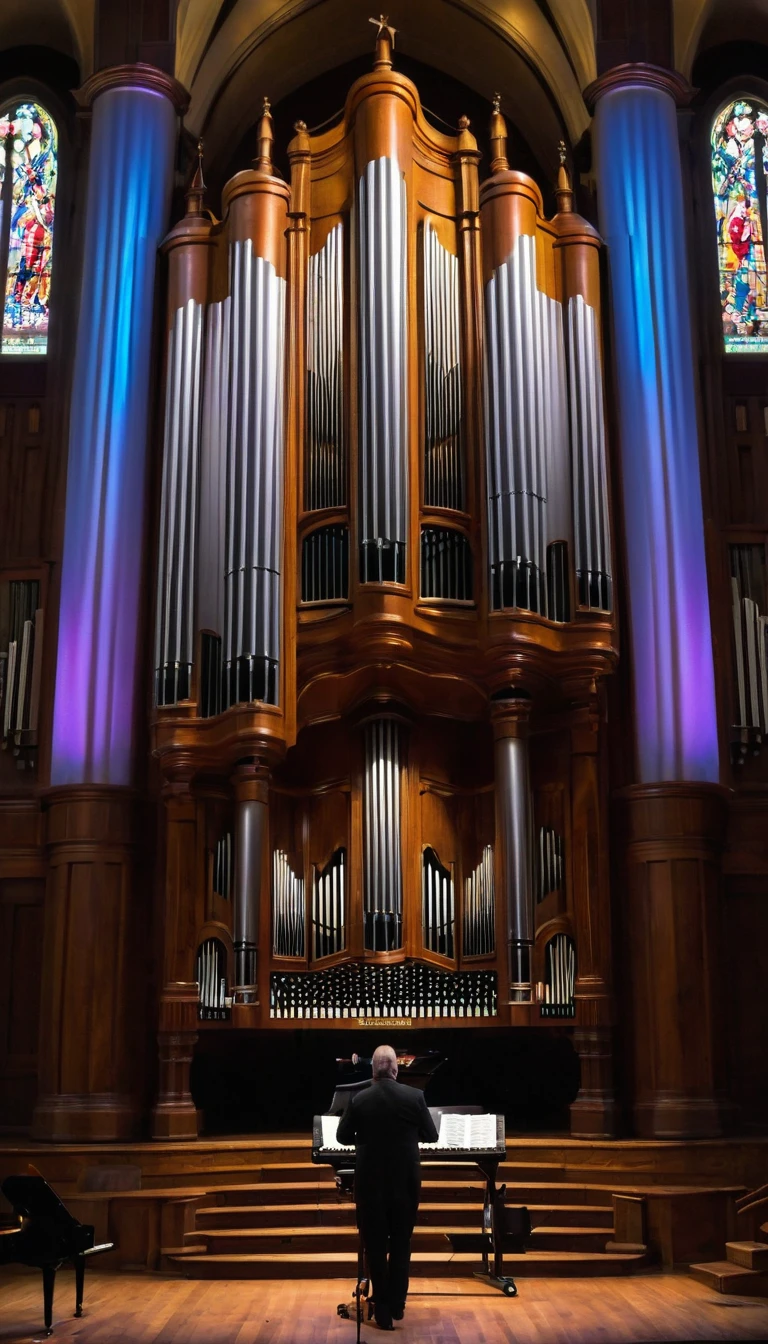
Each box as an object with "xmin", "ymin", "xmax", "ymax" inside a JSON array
[
  {"xmin": 0, "ymin": 99, "xmax": 59, "ymax": 355},
  {"xmin": 710, "ymin": 93, "xmax": 768, "ymax": 352}
]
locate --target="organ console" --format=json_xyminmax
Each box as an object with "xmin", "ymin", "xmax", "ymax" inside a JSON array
[{"xmin": 150, "ymin": 19, "xmax": 617, "ymax": 1137}]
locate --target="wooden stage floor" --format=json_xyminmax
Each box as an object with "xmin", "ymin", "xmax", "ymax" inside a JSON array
[{"xmin": 2, "ymin": 1271, "xmax": 768, "ymax": 1343}]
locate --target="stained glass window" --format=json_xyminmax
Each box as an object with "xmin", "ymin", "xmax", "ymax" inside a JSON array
[
  {"xmin": 712, "ymin": 97, "xmax": 768, "ymax": 354},
  {"xmin": 0, "ymin": 102, "xmax": 58, "ymax": 356}
]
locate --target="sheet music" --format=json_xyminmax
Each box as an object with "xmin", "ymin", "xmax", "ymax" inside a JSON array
[
  {"xmin": 468, "ymin": 1113, "xmax": 497, "ymax": 1149},
  {"xmin": 319, "ymin": 1111, "xmax": 499, "ymax": 1152},
  {"xmin": 421, "ymin": 1112, "xmax": 499, "ymax": 1150},
  {"xmin": 321, "ymin": 1115, "xmax": 353, "ymax": 1150}
]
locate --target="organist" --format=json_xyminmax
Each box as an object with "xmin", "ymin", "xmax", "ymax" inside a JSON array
[{"xmin": 336, "ymin": 1044, "xmax": 438, "ymax": 1331}]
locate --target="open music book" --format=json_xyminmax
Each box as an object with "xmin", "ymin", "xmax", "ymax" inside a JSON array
[
  {"xmin": 320, "ymin": 1111, "xmax": 498, "ymax": 1152},
  {"xmin": 422, "ymin": 1112, "xmax": 498, "ymax": 1150}
]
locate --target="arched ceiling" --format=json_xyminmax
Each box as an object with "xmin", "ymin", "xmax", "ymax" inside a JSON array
[
  {"xmin": 0, "ymin": 0, "xmax": 89, "ymax": 72},
  {"xmin": 675, "ymin": 0, "xmax": 768, "ymax": 78},
  {"xmin": 177, "ymin": 0, "xmax": 594, "ymax": 171}
]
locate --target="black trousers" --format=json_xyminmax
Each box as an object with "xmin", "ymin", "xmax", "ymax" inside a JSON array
[{"xmin": 357, "ymin": 1198, "xmax": 417, "ymax": 1314}]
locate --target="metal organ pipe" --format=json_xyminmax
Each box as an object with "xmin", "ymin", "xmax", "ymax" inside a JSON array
[
  {"xmin": 223, "ymin": 241, "xmax": 286, "ymax": 708},
  {"xmin": 363, "ymin": 719, "xmax": 403, "ymax": 951},
  {"xmin": 492, "ymin": 703, "xmax": 535, "ymax": 1002},
  {"xmin": 154, "ymin": 299, "xmax": 203, "ymax": 706},
  {"xmin": 357, "ymin": 158, "xmax": 409, "ymax": 584},
  {"xmin": 312, "ymin": 849, "xmax": 346, "ymax": 959},
  {"xmin": 484, "ymin": 234, "xmax": 569, "ymax": 618},
  {"xmin": 423, "ymin": 220, "xmax": 463, "ymax": 511},
  {"xmin": 197, "ymin": 296, "xmax": 230, "ymax": 637},
  {"xmin": 463, "ymin": 844, "xmax": 495, "ymax": 958},
  {"xmin": 306, "ymin": 223, "xmax": 345, "ymax": 511},
  {"xmin": 567, "ymin": 295, "xmax": 612, "ymax": 611},
  {"xmin": 232, "ymin": 767, "xmax": 268, "ymax": 1001}
]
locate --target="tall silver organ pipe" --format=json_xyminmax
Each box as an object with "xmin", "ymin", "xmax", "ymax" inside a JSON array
[
  {"xmin": 306, "ymin": 223, "xmax": 345, "ymax": 510},
  {"xmin": 422, "ymin": 847, "xmax": 455, "ymax": 957},
  {"xmin": 223, "ymin": 240, "xmax": 286, "ymax": 707},
  {"xmin": 154, "ymin": 299, "xmax": 204, "ymax": 705},
  {"xmin": 312, "ymin": 848, "xmax": 346, "ymax": 959},
  {"xmin": 272, "ymin": 849, "xmax": 305, "ymax": 958},
  {"xmin": 484, "ymin": 234, "xmax": 569, "ymax": 618},
  {"xmin": 463, "ymin": 844, "xmax": 495, "ymax": 957},
  {"xmin": 566, "ymin": 294, "xmax": 612, "ymax": 611},
  {"xmin": 363, "ymin": 718, "xmax": 403, "ymax": 951},
  {"xmin": 196, "ymin": 937, "xmax": 228, "ymax": 1020},
  {"xmin": 357, "ymin": 158, "xmax": 409, "ymax": 584},
  {"xmin": 197, "ymin": 296, "xmax": 231, "ymax": 636},
  {"xmin": 423, "ymin": 220, "xmax": 463, "ymax": 511},
  {"xmin": 233, "ymin": 783, "xmax": 267, "ymax": 999},
  {"xmin": 494, "ymin": 721, "xmax": 535, "ymax": 1001}
]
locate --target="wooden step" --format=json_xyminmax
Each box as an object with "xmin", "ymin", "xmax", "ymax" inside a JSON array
[
  {"xmin": 194, "ymin": 1201, "xmax": 613, "ymax": 1231},
  {"xmin": 246, "ymin": 1160, "xmax": 570, "ymax": 1184},
  {"xmin": 168, "ymin": 1248, "xmax": 646, "ymax": 1279},
  {"xmin": 689, "ymin": 1260, "xmax": 768, "ymax": 1295},
  {"xmin": 211, "ymin": 1179, "xmax": 616, "ymax": 1208},
  {"xmin": 726, "ymin": 1241, "xmax": 768, "ymax": 1271},
  {"xmin": 185, "ymin": 1223, "xmax": 612, "ymax": 1257}
]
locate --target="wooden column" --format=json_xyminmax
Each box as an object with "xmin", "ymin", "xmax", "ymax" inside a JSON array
[
  {"xmin": 34, "ymin": 788, "xmax": 143, "ymax": 1141},
  {"xmin": 569, "ymin": 691, "xmax": 617, "ymax": 1137},
  {"xmin": 618, "ymin": 783, "xmax": 729, "ymax": 1138},
  {"xmin": 152, "ymin": 779, "xmax": 204, "ymax": 1140}
]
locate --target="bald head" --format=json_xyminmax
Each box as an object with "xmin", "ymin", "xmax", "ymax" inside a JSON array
[{"xmin": 372, "ymin": 1044, "xmax": 398, "ymax": 1081}]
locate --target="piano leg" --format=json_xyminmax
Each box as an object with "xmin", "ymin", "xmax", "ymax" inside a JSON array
[
  {"xmin": 41, "ymin": 1264, "xmax": 56, "ymax": 1336},
  {"xmin": 74, "ymin": 1255, "xmax": 85, "ymax": 1317}
]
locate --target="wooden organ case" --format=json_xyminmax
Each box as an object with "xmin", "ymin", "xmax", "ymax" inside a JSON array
[{"xmin": 150, "ymin": 26, "xmax": 618, "ymax": 1141}]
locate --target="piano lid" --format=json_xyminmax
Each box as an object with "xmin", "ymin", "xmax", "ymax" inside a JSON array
[{"xmin": 2, "ymin": 1176, "xmax": 83, "ymax": 1228}]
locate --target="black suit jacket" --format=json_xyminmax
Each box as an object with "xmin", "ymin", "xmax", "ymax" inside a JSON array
[{"xmin": 336, "ymin": 1078, "xmax": 439, "ymax": 1206}]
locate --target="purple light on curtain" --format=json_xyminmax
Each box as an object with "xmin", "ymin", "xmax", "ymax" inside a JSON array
[
  {"xmin": 593, "ymin": 83, "xmax": 719, "ymax": 783},
  {"xmin": 51, "ymin": 85, "xmax": 176, "ymax": 785}
]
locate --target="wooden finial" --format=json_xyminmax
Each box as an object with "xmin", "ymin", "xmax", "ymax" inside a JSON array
[
  {"xmin": 370, "ymin": 13, "xmax": 396, "ymax": 68},
  {"xmin": 555, "ymin": 139, "xmax": 574, "ymax": 213},
  {"xmin": 457, "ymin": 114, "xmax": 477, "ymax": 153},
  {"xmin": 254, "ymin": 96, "xmax": 274, "ymax": 173},
  {"xmin": 185, "ymin": 137, "xmax": 206, "ymax": 215},
  {"xmin": 489, "ymin": 93, "xmax": 509, "ymax": 173}
]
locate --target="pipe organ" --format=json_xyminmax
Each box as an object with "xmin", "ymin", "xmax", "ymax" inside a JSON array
[{"xmin": 151, "ymin": 25, "xmax": 617, "ymax": 1104}]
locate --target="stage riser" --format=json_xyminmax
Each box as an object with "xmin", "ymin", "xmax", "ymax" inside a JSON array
[
  {"xmin": 210, "ymin": 1181, "xmax": 617, "ymax": 1207},
  {"xmin": 169, "ymin": 1252, "xmax": 645, "ymax": 1279},
  {"xmin": 187, "ymin": 1229, "xmax": 613, "ymax": 1255},
  {"xmin": 195, "ymin": 1204, "xmax": 613, "ymax": 1231},
  {"xmin": 3, "ymin": 1138, "xmax": 765, "ymax": 1194}
]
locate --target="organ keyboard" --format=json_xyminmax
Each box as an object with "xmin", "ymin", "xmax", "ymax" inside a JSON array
[
  {"xmin": 314, "ymin": 1110, "xmax": 504, "ymax": 1158},
  {"xmin": 312, "ymin": 1106, "xmax": 526, "ymax": 1297}
]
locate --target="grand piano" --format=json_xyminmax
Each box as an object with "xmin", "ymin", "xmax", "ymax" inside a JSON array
[
  {"xmin": 1, "ymin": 1171, "xmax": 113, "ymax": 1336},
  {"xmin": 313, "ymin": 1093, "xmax": 529, "ymax": 1296}
]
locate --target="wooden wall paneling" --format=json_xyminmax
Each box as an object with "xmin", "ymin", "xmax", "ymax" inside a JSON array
[
  {"xmin": 568, "ymin": 692, "xmax": 617, "ymax": 1137},
  {"xmin": 617, "ymin": 783, "xmax": 729, "ymax": 1138},
  {"xmin": 34, "ymin": 788, "xmax": 144, "ymax": 1141},
  {"xmin": 0, "ymin": 399, "xmax": 49, "ymax": 564},
  {"xmin": 151, "ymin": 782, "xmax": 205, "ymax": 1140},
  {"xmin": 0, "ymin": 878, "xmax": 44, "ymax": 1132},
  {"xmin": 722, "ymin": 877, "xmax": 768, "ymax": 1129}
]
